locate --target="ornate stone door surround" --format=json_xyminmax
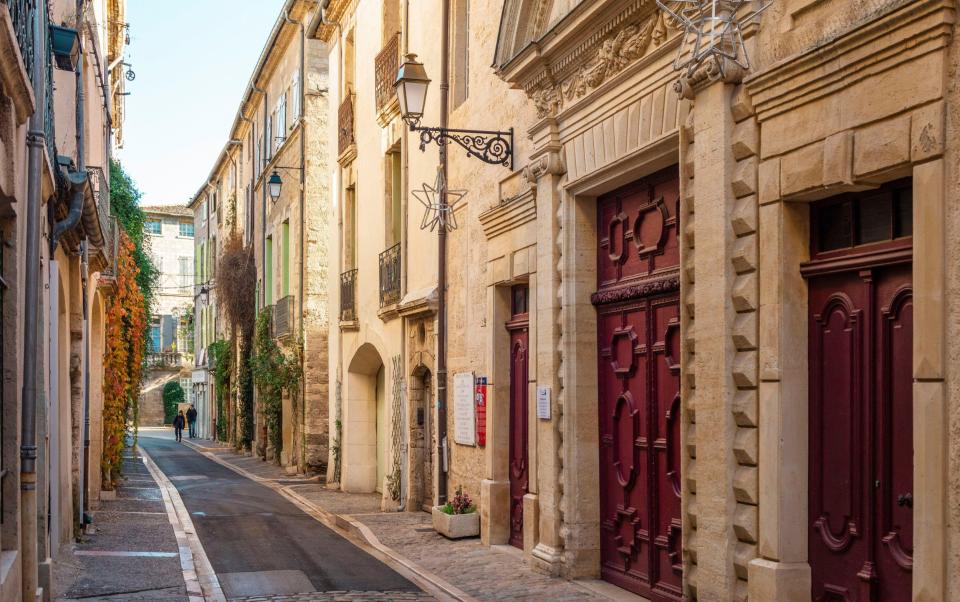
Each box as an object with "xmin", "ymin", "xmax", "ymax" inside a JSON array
[{"xmin": 734, "ymin": 2, "xmax": 953, "ymax": 599}]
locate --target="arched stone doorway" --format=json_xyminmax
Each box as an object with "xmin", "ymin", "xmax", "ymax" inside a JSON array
[
  {"xmin": 409, "ymin": 366, "xmax": 433, "ymax": 511},
  {"xmin": 344, "ymin": 343, "xmax": 386, "ymax": 493}
]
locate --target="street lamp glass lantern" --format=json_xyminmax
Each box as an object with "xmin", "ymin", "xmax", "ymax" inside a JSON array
[
  {"xmin": 50, "ymin": 25, "xmax": 81, "ymax": 71},
  {"xmin": 394, "ymin": 53, "xmax": 430, "ymax": 127},
  {"xmin": 268, "ymin": 171, "xmax": 282, "ymax": 201}
]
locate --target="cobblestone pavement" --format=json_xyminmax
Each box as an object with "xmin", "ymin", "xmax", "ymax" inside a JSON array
[
  {"xmin": 229, "ymin": 591, "xmax": 434, "ymax": 601},
  {"xmin": 186, "ymin": 439, "xmax": 610, "ymax": 602}
]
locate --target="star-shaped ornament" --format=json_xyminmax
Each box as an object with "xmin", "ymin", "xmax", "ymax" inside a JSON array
[
  {"xmin": 657, "ymin": 0, "xmax": 772, "ymax": 80},
  {"xmin": 412, "ymin": 168, "xmax": 467, "ymax": 232}
]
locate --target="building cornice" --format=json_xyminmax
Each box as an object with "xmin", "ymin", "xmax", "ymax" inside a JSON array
[
  {"xmin": 745, "ymin": 0, "xmax": 954, "ymax": 122},
  {"xmin": 495, "ymin": 0, "xmax": 683, "ymax": 120}
]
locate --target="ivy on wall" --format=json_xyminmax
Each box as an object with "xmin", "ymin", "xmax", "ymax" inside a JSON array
[
  {"xmin": 109, "ymin": 160, "xmax": 158, "ymax": 319},
  {"xmin": 208, "ymin": 339, "xmax": 231, "ymax": 442},
  {"xmin": 250, "ymin": 309, "xmax": 300, "ymax": 462},
  {"xmin": 101, "ymin": 233, "xmax": 146, "ymax": 488}
]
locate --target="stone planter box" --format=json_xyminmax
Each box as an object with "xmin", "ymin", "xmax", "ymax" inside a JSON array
[{"xmin": 432, "ymin": 506, "xmax": 479, "ymax": 539}]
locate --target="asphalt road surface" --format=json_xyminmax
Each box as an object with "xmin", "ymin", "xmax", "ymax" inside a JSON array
[{"xmin": 138, "ymin": 432, "xmax": 424, "ymax": 599}]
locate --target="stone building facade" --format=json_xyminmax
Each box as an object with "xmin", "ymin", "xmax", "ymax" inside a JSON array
[
  {"xmin": 0, "ymin": 0, "xmax": 127, "ymax": 600},
  {"xmin": 314, "ymin": 0, "xmax": 960, "ymax": 600},
  {"xmin": 137, "ymin": 205, "xmax": 194, "ymax": 427},
  {"xmin": 190, "ymin": 0, "xmax": 331, "ymax": 472}
]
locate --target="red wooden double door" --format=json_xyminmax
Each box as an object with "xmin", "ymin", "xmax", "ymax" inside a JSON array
[
  {"xmin": 595, "ymin": 168, "xmax": 682, "ymax": 600},
  {"xmin": 806, "ymin": 182, "xmax": 914, "ymax": 601}
]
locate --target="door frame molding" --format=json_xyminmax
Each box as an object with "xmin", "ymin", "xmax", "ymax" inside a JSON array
[{"xmin": 751, "ymin": 161, "xmax": 945, "ymax": 600}]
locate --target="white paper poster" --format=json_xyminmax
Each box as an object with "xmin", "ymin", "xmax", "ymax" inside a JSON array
[{"xmin": 453, "ymin": 372, "xmax": 476, "ymax": 445}]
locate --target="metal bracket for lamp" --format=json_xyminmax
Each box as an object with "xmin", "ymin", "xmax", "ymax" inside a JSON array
[
  {"xmin": 410, "ymin": 125, "xmax": 514, "ymax": 169},
  {"xmin": 395, "ymin": 53, "xmax": 514, "ymax": 169}
]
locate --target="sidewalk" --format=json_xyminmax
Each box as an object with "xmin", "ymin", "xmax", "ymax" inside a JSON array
[
  {"xmin": 183, "ymin": 438, "xmax": 640, "ymax": 602},
  {"xmin": 54, "ymin": 440, "xmax": 197, "ymax": 601}
]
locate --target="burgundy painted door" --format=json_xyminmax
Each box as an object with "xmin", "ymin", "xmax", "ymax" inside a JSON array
[
  {"xmin": 508, "ymin": 285, "xmax": 530, "ymax": 549},
  {"xmin": 806, "ymin": 183, "xmax": 914, "ymax": 601},
  {"xmin": 595, "ymin": 167, "xmax": 682, "ymax": 600}
]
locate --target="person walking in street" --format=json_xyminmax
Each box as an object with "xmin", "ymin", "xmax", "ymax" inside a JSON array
[
  {"xmin": 186, "ymin": 404, "xmax": 198, "ymax": 439},
  {"xmin": 173, "ymin": 411, "xmax": 185, "ymax": 443}
]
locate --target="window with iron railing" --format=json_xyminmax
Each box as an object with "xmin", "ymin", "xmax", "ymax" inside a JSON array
[
  {"xmin": 340, "ymin": 269, "xmax": 357, "ymax": 322},
  {"xmin": 379, "ymin": 243, "xmax": 401, "ymax": 308},
  {"xmin": 375, "ymin": 33, "xmax": 400, "ymax": 113},
  {"xmin": 4, "ymin": 0, "xmax": 34, "ymax": 83},
  {"xmin": 338, "ymin": 94, "xmax": 355, "ymax": 156}
]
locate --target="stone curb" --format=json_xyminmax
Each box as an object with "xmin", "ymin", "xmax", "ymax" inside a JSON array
[
  {"xmin": 180, "ymin": 439, "xmax": 474, "ymax": 602},
  {"xmin": 141, "ymin": 445, "xmax": 226, "ymax": 602}
]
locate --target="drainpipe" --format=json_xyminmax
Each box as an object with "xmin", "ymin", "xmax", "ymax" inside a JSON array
[
  {"xmin": 21, "ymin": 5, "xmax": 49, "ymax": 599},
  {"xmin": 51, "ymin": 2, "xmax": 87, "ymax": 253},
  {"xmin": 396, "ymin": 0, "xmax": 411, "ymax": 514},
  {"xmin": 79, "ymin": 241, "xmax": 90, "ymax": 531},
  {"xmin": 436, "ymin": 0, "xmax": 450, "ymax": 505},
  {"xmin": 284, "ymin": 7, "xmax": 308, "ymax": 472}
]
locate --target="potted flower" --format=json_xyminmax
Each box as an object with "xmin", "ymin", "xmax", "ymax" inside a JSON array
[{"xmin": 432, "ymin": 486, "xmax": 479, "ymax": 538}]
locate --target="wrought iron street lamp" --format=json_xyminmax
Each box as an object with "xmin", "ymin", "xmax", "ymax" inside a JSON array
[
  {"xmin": 268, "ymin": 171, "xmax": 283, "ymax": 202},
  {"xmin": 394, "ymin": 53, "xmax": 514, "ymax": 169}
]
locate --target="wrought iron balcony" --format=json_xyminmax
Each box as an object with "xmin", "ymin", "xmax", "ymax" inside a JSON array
[
  {"xmin": 375, "ymin": 33, "xmax": 400, "ymax": 114},
  {"xmin": 273, "ymin": 294, "xmax": 295, "ymax": 340},
  {"xmin": 338, "ymin": 94, "xmax": 355, "ymax": 157},
  {"xmin": 379, "ymin": 243, "xmax": 401, "ymax": 308},
  {"xmin": 340, "ymin": 268, "xmax": 357, "ymax": 322},
  {"xmin": 3, "ymin": 0, "xmax": 34, "ymax": 81}
]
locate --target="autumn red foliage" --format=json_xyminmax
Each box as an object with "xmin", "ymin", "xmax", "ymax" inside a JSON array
[{"xmin": 101, "ymin": 232, "xmax": 146, "ymax": 489}]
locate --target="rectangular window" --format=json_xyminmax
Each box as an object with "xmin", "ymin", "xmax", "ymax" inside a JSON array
[
  {"xmin": 210, "ymin": 236, "xmax": 217, "ymax": 278},
  {"xmin": 265, "ymin": 235, "xmax": 274, "ymax": 306},
  {"xmin": 179, "ymin": 257, "xmax": 190, "ymax": 291},
  {"xmin": 179, "ymin": 221, "xmax": 194, "ymax": 237},
  {"xmin": 390, "ymin": 151, "xmax": 402, "ymax": 245},
  {"xmin": 150, "ymin": 321, "xmax": 161, "ymax": 353},
  {"xmin": 200, "ymin": 200, "xmax": 207, "ymax": 226},
  {"xmin": 266, "ymin": 114, "xmax": 273, "ymax": 161},
  {"xmin": 145, "ymin": 219, "xmax": 162, "ymax": 235},
  {"xmin": 291, "ymin": 72, "xmax": 301, "ymax": 122},
  {"xmin": 281, "ymin": 221, "xmax": 290, "ymax": 298},
  {"xmin": 451, "ymin": 0, "xmax": 470, "ymax": 109},
  {"xmin": 345, "ymin": 186, "xmax": 357, "ymax": 269},
  {"xmin": 276, "ymin": 95, "xmax": 286, "ymax": 150}
]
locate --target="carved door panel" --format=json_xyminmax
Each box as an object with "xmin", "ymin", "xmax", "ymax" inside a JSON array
[
  {"xmin": 596, "ymin": 167, "xmax": 681, "ymax": 601},
  {"xmin": 508, "ymin": 327, "xmax": 529, "ymax": 548},
  {"xmin": 807, "ymin": 184, "xmax": 914, "ymax": 601},
  {"xmin": 508, "ymin": 286, "xmax": 530, "ymax": 549},
  {"xmin": 808, "ymin": 265, "xmax": 914, "ymax": 601}
]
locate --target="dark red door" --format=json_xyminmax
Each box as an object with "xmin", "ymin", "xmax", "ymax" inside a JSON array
[
  {"xmin": 806, "ymin": 183, "xmax": 913, "ymax": 601},
  {"xmin": 508, "ymin": 285, "xmax": 529, "ymax": 549},
  {"xmin": 595, "ymin": 167, "xmax": 682, "ymax": 600}
]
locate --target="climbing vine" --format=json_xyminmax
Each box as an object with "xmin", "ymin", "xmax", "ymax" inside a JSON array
[
  {"xmin": 250, "ymin": 309, "xmax": 301, "ymax": 462},
  {"xmin": 101, "ymin": 233, "xmax": 146, "ymax": 488},
  {"xmin": 208, "ymin": 339, "xmax": 231, "ymax": 442}
]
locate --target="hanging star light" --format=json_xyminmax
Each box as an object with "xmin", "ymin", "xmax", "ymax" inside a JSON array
[
  {"xmin": 412, "ymin": 167, "xmax": 467, "ymax": 232},
  {"xmin": 657, "ymin": 0, "xmax": 773, "ymax": 84}
]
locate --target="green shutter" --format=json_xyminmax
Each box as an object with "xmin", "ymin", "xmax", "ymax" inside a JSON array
[
  {"xmin": 281, "ymin": 221, "xmax": 290, "ymax": 298},
  {"xmin": 265, "ymin": 236, "xmax": 273, "ymax": 306}
]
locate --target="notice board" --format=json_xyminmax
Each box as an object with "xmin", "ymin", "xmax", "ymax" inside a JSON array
[{"xmin": 453, "ymin": 372, "xmax": 476, "ymax": 446}]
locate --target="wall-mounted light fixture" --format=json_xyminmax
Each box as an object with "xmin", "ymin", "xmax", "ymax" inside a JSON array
[
  {"xmin": 394, "ymin": 54, "xmax": 514, "ymax": 169},
  {"xmin": 267, "ymin": 166, "xmax": 303, "ymax": 202}
]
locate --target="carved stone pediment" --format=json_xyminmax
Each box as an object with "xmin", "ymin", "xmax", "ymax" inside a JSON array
[{"xmin": 495, "ymin": 1, "xmax": 684, "ymax": 119}]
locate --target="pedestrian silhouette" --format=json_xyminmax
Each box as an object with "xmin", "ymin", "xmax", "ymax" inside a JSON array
[{"xmin": 173, "ymin": 411, "xmax": 185, "ymax": 442}]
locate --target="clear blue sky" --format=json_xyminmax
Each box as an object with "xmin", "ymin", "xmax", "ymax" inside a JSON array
[{"xmin": 116, "ymin": 1, "xmax": 284, "ymax": 206}]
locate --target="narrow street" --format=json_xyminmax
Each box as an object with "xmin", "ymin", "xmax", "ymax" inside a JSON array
[{"xmin": 137, "ymin": 431, "xmax": 428, "ymax": 600}]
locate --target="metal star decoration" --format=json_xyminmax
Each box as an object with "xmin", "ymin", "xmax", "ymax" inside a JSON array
[
  {"xmin": 412, "ymin": 167, "xmax": 467, "ymax": 232},
  {"xmin": 657, "ymin": 0, "xmax": 773, "ymax": 82}
]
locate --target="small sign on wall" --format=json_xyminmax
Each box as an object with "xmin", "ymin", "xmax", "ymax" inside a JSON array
[
  {"xmin": 453, "ymin": 372, "xmax": 476, "ymax": 445},
  {"xmin": 475, "ymin": 377, "xmax": 488, "ymax": 447},
  {"xmin": 536, "ymin": 386, "xmax": 552, "ymax": 420}
]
